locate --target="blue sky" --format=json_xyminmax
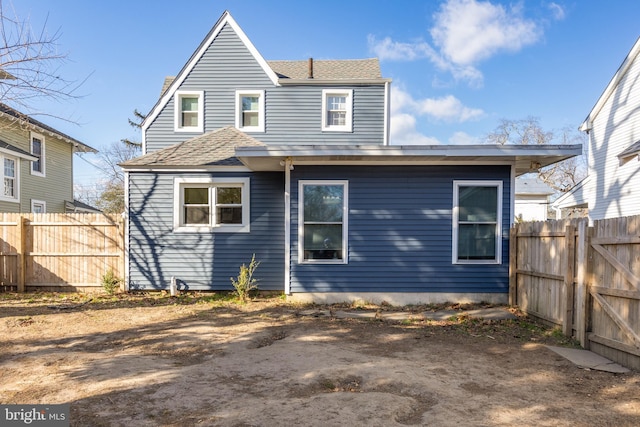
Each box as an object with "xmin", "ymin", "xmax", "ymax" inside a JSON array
[{"xmin": 9, "ymin": 0, "xmax": 640, "ymax": 191}]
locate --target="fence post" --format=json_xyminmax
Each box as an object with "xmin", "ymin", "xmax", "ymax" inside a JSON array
[
  {"xmin": 563, "ymin": 224, "xmax": 576, "ymax": 336},
  {"xmin": 16, "ymin": 215, "xmax": 26, "ymax": 292},
  {"xmin": 509, "ymin": 226, "xmax": 517, "ymax": 306}
]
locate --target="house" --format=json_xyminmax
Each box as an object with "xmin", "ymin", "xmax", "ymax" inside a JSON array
[
  {"xmin": 121, "ymin": 11, "xmax": 581, "ymax": 304},
  {"xmin": 553, "ymin": 36, "xmax": 640, "ymax": 222},
  {"xmin": 0, "ymin": 103, "xmax": 96, "ymax": 213},
  {"xmin": 514, "ymin": 176, "xmax": 554, "ymax": 221}
]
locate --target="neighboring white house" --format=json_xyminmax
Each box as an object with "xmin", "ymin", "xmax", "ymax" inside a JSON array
[
  {"xmin": 515, "ymin": 176, "xmax": 554, "ymax": 221},
  {"xmin": 553, "ymin": 36, "xmax": 640, "ymax": 221}
]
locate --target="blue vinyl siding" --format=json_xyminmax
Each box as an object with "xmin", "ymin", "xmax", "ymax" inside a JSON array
[
  {"xmin": 289, "ymin": 165, "xmax": 512, "ymax": 294},
  {"xmin": 127, "ymin": 171, "xmax": 284, "ymax": 291},
  {"xmin": 145, "ymin": 23, "xmax": 385, "ymax": 153}
]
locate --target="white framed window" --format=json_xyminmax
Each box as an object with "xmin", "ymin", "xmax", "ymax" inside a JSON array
[
  {"xmin": 30, "ymin": 132, "xmax": 45, "ymax": 176},
  {"xmin": 235, "ymin": 90, "xmax": 265, "ymax": 132},
  {"xmin": 31, "ymin": 199, "xmax": 46, "ymax": 213},
  {"xmin": 452, "ymin": 180, "xmax": 503, "ymax": 264},
  {"xmin": 174, "ymin": 91, "xmax": 204, "ymax": 132},
  {"xmin": 0, "ymin": 155, "xmax": 18, "ymax": 202},
  {"xmin": 173, "ymin": 177, "xmax": 250, "ymax": 233},
  {"xmin": 299, "ymin": 180, "xmax": 348, "ymax": 264},
  {"xmin": 321, "ymin": 89, "xmax": 353, "ymax": 132}
]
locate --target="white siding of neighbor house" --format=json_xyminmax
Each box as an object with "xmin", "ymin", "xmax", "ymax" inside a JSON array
[
  {"xmin": 144, "ymin": 23, "xmax": 386, "ymax": 153},
  {"xmin": 584, "ymin": 43, "xmax": 640, "ymax": 221},
  {"xmin": 514, "ymin": 195, "xmax": 548, "ymax": 221}
]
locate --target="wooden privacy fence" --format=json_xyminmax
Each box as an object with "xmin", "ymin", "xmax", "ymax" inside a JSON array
[
  {"xmin": 0, "ymin": 213, "xmax": 124, "ymax": 291},
  {"xmin": 510, "ymin": 215, "xmax": 640, "ymax": 370}
]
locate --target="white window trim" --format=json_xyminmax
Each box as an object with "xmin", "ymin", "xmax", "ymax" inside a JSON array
[
  {"xmin": 298, "ymin": 180, "xmax": 349, "ymax": 264},
  {"xmin": 174, "ymin": 90, "xmax": 204, "ymax": 133},
  {"xmin": 31, "ymin": 199, "xmax": 46, "ymax": 213},
  {"xmin": 235, "ymin": 90, "xmax": 265, "ymax": 132},
  {"xmin": 321, "ymin": 89, "xmax": 353, "ymax": 132},
  {"xmin": 30, "ymin": 132, "xmax": 45, "ymax": 177},
  {"xmin": 0, "ymin": 154, "xmax": 19, "ymax": 203},
  {"xmin": 452, "ymin": 180, "xmax": 503, "ymax": 265},
  {"xmin": 173, "ymin": 177, "xmax": 250, "ymax": 233}
]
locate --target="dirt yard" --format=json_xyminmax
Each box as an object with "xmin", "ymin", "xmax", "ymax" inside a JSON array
[{"xmin": 1, "ymin": 292, "xmax": 638, "ymax": 426}]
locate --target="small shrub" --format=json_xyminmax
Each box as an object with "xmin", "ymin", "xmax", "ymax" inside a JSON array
[
  {"xmin": 230, "ymin": 254, "xmax": 260, "ymax": 302},
  {"xmin": 102, "ymin": 269, "xmax": 122, "ymax": 295}
]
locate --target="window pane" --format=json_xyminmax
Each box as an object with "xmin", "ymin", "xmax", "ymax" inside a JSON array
[
  {"xmin": 216, "ymin": 207, "xmax": 242, "ymax": 224},
  {"xmin": 217, "ymin": 187, "xmax": 241, "ymax": 204},
  {"xmin": 4, "ymin": 178, "xmax": 14, "ymax": 197},
  {"xmin": 304, "ymin": 224, "xmax": 343, "ymax": 260},
  {"xmin": 328, "ymin": 96, "xmax": 346, "ymax": 110},
  {"xmin": 242, "ymin": 96, "xmax": 259, "ymax": 111},
  {"xmin": 243, "ymin": 111, "xmax": 259, "ymax": 127},
  {"xmin": 328, "ymin": 111, "xmax": 346, "ymax": 126},
  {"xmin": 184, "ymin": 188, "xmax": 208, "ymax": 204},
  {"xmin": 182, "ymin": 111, "xmax": 198, "ymax": 127},
  {"xmin": 184, "ymin": 206, "xmax": 209, "ymax": 225},
  {"xmin": 4, "ymin": 158, "xmax": 14, "ymax": 178},
  {"xmin": 303, "ymin": 185, "xmax": 344, "ymax": 222},
  {"xmin": 181, "ymin": 97, "xmax": 198, "ymax": 112},
  {"xmin": 458, "ymin": 224, "xmax": 496, "ymax": 260},
  {"xmin": 459, "ymin": 186, "xmax": 498, "ymax": 222}
]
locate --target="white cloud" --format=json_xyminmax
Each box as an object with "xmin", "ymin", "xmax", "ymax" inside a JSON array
[
  {"xmin": 448, "ymin": 131, "xmax": 480, "ymax": 145},
  {"xmin": 548, "ymin": 2, "xmax": 566, "ymax": 20},
  {"xmin": 388, "ymin": 86, "xmax": 484, "ymax": 145},
  {"xmin": 368, "ymin": 0, "xmax": 545, "ymax": 86},
  {"xmin": 431, "ymin": 0, "xmax": 541, "ymax": 66}
]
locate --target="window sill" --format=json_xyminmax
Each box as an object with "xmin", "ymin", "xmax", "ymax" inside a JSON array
[{"xmin": 174, "ymin": 224, "xmax": 250, "ymax": 233}]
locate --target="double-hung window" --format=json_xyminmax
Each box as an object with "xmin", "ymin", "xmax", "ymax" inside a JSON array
[
  {"xmin": 235, "ymin": 90, "xmax": 265, "ymax": 132},
  {"xmin": 321, "ymin": 89, "xmax": 353, "ymax": 132},
  {"xmin": 174, "ymin": 91, "xmax": 204, "ymax": 132},
  {"xmin": 174, "ymin": 177, "xmax": 250, "ymax": 232},
  {"xmin": 30, "ymin": 132, "xmax": 45, "ymax": 176},
  {"xmin": 299, "ymin": 180, "xmax": 348, "ymax": 263},
  {"xmin": 2, "ymin": 156, "xmax": 17, "ymax": 201},
  {"xmin": 452, "ymin": 181, "xmax": 502, "ymax": 264}
]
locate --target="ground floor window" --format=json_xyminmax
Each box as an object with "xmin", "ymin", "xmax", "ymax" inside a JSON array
[
  {"xmin": 453, "ymin": 180, "xmax": 502, "ymax": 264},
  {"xmin": 299, "ymin": 180, "xmax": 348, "ymax": 263},
  {"xmin": 174, "ymin": 177, "xmax": 250, "ymax": 232}
]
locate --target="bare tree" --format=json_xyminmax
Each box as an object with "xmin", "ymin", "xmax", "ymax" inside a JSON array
[
  {"xmin": 0, "ymin": 0, "xmax": 85, "ymax": 116},
  {"xmin": 87, "ymin": 110, "xmax": 144, "ymax": 213},
  {"xmin": 484, "ymin": 117, "xmax": 587, "ymax": 192}
]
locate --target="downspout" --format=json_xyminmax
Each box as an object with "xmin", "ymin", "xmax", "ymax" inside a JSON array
[
  {"xmin": 383, "ymin": 81, "xmax": 390, "ymax": 145},
  {"xmin": 284, "ymin": 157, "xmax": 292, "ymax": 295}
]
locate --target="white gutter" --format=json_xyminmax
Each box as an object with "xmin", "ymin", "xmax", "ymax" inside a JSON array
[
  {"xmin": 124, "ymin": 171, "xmax": 130, "ymax": 291},
  {"xmin": 284, "ymin": 157, "xmax": 292, "ymax": 295}
]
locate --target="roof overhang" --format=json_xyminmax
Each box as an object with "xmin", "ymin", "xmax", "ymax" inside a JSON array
[
  {"xmin": 235, "ymin": 144, "xmax": 583, "ymax": 176},
  {"xmin": 277, "ymin": 78, "xmax": 392, "ymax": 86}
]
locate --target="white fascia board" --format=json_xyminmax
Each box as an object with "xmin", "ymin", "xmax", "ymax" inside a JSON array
[
  {"xmin": 236, "ymin": 144, "xmax": 582, "ymax": 157},
  {"xmin": 581, "ymin": 36, "xmax": 640, "ymax": 131},
  {"xmin": 141, "ymin": 11, "xmax": 279, "ymax": 134},
  {"xmin": 120, "ymin": 166, "xmax": 252, "ymax": 173},
  {"xmin": 278, "ymin": 78, "xmax": 391, "ymax": 86}
]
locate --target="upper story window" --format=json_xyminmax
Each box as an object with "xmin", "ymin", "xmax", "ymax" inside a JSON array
[
  {"xmin": 321, "ymin": 89, "xmax": 353, "ymax": 132},
  {"xmin": 30, "ymin": 132, "xmax": 45, "ymax": 176},
  {"xmin": 1, "ymin": 155, "xmax": 18, "ymax": 202},
  {"xmin": 173, "ymin": 177, "xmax": 250, "ymax": 233},
  {"xmin": 174, "ymin": 91, "xmax": 204, "ymax": 132},
  {"xmin": 299, "ymin": 180, "xmax": 348, "ymax": 264},
  {"xmin": 452, "ymin": 180, "xmax": 503, "ymax": 264},
  {"xmin": 235, "ymin": 90, "xmax": 265, "ymax": 132}
]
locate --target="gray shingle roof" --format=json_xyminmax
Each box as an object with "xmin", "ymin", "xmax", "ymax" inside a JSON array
[
  {"xmin": 121, "ymin": 126, "xmax": 265, "ymax": 167},
  {"xmin": 0, "ymin": 103, "xmax": 97, "ymax": 153},
  {"xmin": 618, "ymin": 140, "xmax": 640, "ymax": 162},
  {"xmin": 268, "ymin": 58, "xmax": 382, "ymax": 80}
]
